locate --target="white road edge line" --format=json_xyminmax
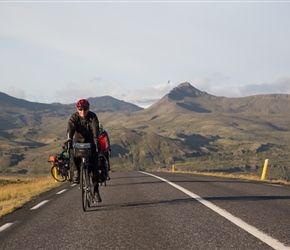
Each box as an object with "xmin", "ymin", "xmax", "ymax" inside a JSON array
[
  {"xmin": 140, "ymin": 171, "xmax": 290, "ymax": 250},
  {"xmin": 56, "ymin": 189, "xmax": 67, "ymax": 194},
  {"xmin": 30, "ymin": 200, "xmax": 49, "ymax": 210},
  {"xmin": 0, "ymin": 223, "xmax": 14, "ymax": 233}
]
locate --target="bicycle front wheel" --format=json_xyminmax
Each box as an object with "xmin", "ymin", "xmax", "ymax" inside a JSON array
[
  {"xmin": 51, "ymin": 166, "xmax": 67, "ymax": 182},
  {"xmin": 81, "ymin": 164, "xmax": 90, "ymax": 211}
]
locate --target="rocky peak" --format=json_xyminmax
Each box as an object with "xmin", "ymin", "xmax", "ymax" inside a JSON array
[{"xmin": 167, "ymin": 82, "xmax": 208, "ymax": 100}]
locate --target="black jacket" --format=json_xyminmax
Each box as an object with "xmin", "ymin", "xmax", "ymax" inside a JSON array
[{"xmin": 67, "ymin": 111, "xmax": 99, "ymax": 143}]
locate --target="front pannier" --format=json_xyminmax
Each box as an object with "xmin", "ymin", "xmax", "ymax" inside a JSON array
[{"xmin": 73, "ymin": 143, "xmax": 92, "ymax": 158}]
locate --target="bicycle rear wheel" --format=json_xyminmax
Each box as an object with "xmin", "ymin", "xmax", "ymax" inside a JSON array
[
  {"xmin": 104, "ymin": 163, "xmax": 108, "ymax": 187},
  {"xmin": 51, "ymin": 166, "xmax": 67, "ymax": 182}
]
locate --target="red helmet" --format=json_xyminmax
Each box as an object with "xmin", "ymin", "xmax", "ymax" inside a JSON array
[{"xmin": 76, "ymin": 99, "xmax": 90, "ymax": 108}]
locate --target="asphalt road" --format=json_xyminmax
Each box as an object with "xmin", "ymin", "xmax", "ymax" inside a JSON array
[{"xmin": 1, "ymin": 171, "xmax": 290, "ymax": 250}]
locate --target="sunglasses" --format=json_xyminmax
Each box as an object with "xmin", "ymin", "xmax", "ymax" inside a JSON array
[{"xmin": 77, "ymin": 107, "xmax": 88, "ymax": 111}]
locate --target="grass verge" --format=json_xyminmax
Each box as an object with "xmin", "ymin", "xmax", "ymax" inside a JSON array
[
  {"xmin": 174, "ymin": 170, "xmax": 290, "ymax": 185},
  {"xmin": 0, "ymin": 176, "xmax": 63, "ymax": 218}
]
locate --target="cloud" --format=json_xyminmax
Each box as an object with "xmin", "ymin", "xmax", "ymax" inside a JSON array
[
  {"xmin": 54, "ymin": 77, "xmax": 123, "ymax": 104},
  {"xmin": 117, "ymin": 81, "xmax": 180, "ymax": 107},
  {"xmin": 121, "ymin": 76, "xmax": 290, "ymax": 107},
  {"xmin": 1, "ymin": 3, "xmax": 290, "ymax": 108},
  {"xmin": 52, "ymin": 79, "xmax": 180, "ymax": 108},
  {"xmin": 190, "ymin": 75, "xmax": 290, "ymax": 98},
  {"xmin": 4, "ymin": 76, "xmax": 290, "ymax": 109},
  {"xmin": 4, "ymin": 87, "xmax": 26, "ymax": 100},
  {"xmin": 239, "ymin": 77, "xmax": 290, "ymax": 96},
  {"xmin": 191, "ymin": 73, "xmax": 241, "ymax": 97}
]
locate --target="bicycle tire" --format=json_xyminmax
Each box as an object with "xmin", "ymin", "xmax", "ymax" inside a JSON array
[
  {"xmin": 51, "ymin": 166, "xmax": 67, "ymax": 182},
  {"xmin": 105, "ymin": 162, "xmax": 109, "ymax": 187},
  {"xmin": 98, "ymin": 155, "xmax": 108, "ymax": 186},
  {"xmin": 81, "ymin": 164, "xmax": 91, "ymax": 211},
  {"xmin": 88, "ymin": 170, "xmax": 94, "ymax": 207},
  {"xmin": 103, "ymin": 158, "xmax": 109, "ymax": 186},
  {"xmin": 80, "ymin": 164, "xmax": 87, "ymax": 211}
]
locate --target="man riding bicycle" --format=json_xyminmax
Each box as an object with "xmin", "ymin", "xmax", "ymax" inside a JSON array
[{"xmin": 67, "ymin": 99, "xmax": 102, "ymax": 203}]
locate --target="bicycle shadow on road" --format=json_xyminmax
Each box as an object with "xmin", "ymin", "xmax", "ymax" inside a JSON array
[{"xmin": 84, "ymin": 194, "xmax": 290, "ymax": 213}]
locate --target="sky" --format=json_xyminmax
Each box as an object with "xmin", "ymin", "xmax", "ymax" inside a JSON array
[{"xmin": 0, "ymin": 1, "xmax": 290, "ymax": 108}]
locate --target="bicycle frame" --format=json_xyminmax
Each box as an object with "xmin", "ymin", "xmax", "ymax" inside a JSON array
[{"xmin": 73, "ymin": 142, "xmax": 94, "ymax": 212}]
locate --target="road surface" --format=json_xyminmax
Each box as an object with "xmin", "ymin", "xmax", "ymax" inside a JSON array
[{"xmin": 1, "ymin": 171, "xmax": 289, "ymax": 250}]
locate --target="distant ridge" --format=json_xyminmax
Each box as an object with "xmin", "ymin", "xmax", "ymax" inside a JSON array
[
  {"xmin": 0, "ymin": 92, "xmax": 57, "ymax": 111},
  {"xmin": 87, "ymin": 96, "xmax": 143, "ymax": 112},
  {"xmin": 0, "ymin": 92, "xmax": 143, "ymax": 113},
  {"xmin": 144, "ymin": 82, "xmax": 290, "ymax": 114}
]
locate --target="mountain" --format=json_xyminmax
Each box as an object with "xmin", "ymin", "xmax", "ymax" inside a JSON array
[
  {"xmin": 1, "ymin": 83, "xmax": 290, "ymax": 180},
  {"xmin": 87, "ymin": 96, "xmax": 143, "ymax": 112},
  {"xmin": 0, "ymin": 92, "xmax": 142, "ymax": 131},
  {"xmin": 0, "ymin": 92, "xmax": 143, "ymax": 113},
  {"xmin": 146, "ymin": 82, "xmax": 290, "ymax": 114},
  {"xmin": 145, "ymin": 82, "xmax": 213, "ymax": 114},
  {"xmin": 0, "ymin": 92, "xmax": 60, "ymax": 111}
]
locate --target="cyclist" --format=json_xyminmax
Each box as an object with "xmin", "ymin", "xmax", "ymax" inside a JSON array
[
  {"xmin": 66, "ymin": 99, "xmax": 102, "ymax": 203},
  {"xmin": 99, "ymin": 123, "xmax": 111, "ymax": 179}
]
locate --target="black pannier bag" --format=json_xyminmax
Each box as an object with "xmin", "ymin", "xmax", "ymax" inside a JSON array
[{"xmin": 73, "ymin": 143, "xmax": 92, "ymax": 158}]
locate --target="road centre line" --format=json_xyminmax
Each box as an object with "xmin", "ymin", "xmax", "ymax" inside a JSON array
[
  {"xmin": 56, "ymin": 189, "xmax": 67, "ymax": 194},
  {"xmin": 30, "ymin": 200, "xmax": 49, "ymax": 210},
  {"xmin": 140, "ymin": 171, "xmax": 290, "ymax": 250},
  {"xmin": 1, "ymin": 188, "xmax": 68, "ymax": 233},
  {"xmin": 0, "ymin": 223, "xmax": 14, "ymax": 233}
]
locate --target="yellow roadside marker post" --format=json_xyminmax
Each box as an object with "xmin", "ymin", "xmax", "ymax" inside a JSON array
[
  {"xmin": 171, "ymin": 165, "xmax": 175, "ymax": 172},
  {"xmin": 261, "ymin": 159, "xmax": 269, "ymax": 180},
  {"xmin": 53, "ymin": 166, "xmax": 57, "ymax": 182}
]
